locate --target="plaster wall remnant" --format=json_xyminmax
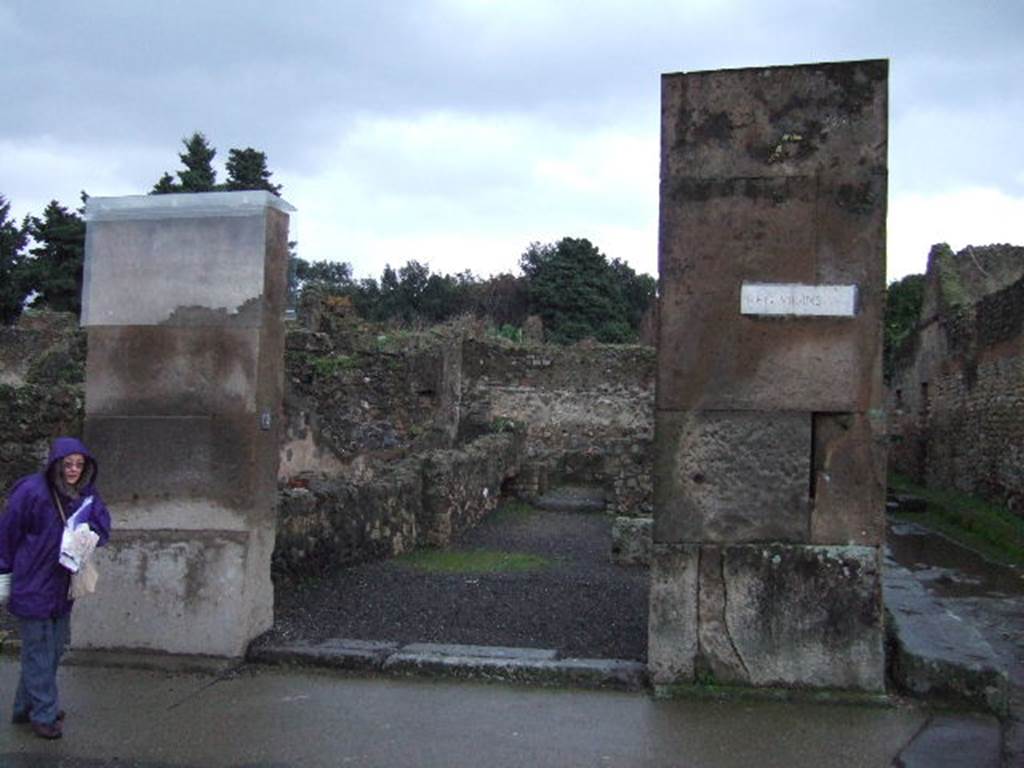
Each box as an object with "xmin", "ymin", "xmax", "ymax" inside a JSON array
[
  {"xmin": 651, "ymin": 60, "xmax": 888, "ymax": 692},
  {"xmin": 74, "ymin": 191, "xmax": 293, "ymax": 657}
]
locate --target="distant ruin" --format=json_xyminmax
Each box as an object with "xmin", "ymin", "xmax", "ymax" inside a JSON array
[{"xmin": 888, "ymin": 243, "xmax": 1024, "ymax": 514}]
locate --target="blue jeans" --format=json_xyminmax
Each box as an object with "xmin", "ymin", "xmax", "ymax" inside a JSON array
[{"xmin": 14, "ymin": 614, "xmax": 70, "ymax": 725}]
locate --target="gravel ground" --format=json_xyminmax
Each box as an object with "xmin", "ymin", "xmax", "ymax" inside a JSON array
[{"xmin": 257, "ymin": 502, "xmax": 650, "ymax": 661}]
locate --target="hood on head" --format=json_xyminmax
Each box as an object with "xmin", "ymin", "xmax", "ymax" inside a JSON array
[{"xmin": 46, "ymin": 436, "xmax": 98, "ymax": 489}]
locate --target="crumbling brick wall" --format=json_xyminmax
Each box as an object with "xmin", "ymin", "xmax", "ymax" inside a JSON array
[{"xmin": 888, "ymin": 245, "xmax": 1024, "ymax": 514}]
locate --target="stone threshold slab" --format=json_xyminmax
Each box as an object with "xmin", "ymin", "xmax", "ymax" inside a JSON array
[{"xmin": 248, "ymin": 639, "xmax": 647, "ymax": 691}]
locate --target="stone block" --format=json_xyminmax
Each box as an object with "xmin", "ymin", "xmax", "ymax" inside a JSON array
[
  {"xmin": 810, "ymin": 412, "xmax": 886, "ymax": 545},
  {"xmin": 251, "ymin": 639, "xmax": 401, "ymax": 672},
  {"xmin": 884, "ymin": 559, "xmax": 1009, "ymax": 714},
  {"xmin": 72, "ymin": 527, "xmax": 274, "ymax": 657},
  {"xmin": 655, "ymin": 410, "xmax": 810, "ymax": 543},
  {"xmin": 85, "ymin": 414, "xmax": 269, "ymax": 512},
  {"xmin": 709, "ymin": 544, "xmax": 884, "ymax": 691},
  {"xmin": 383, "ymin": 646, "xmax": 648, "ymax": 691},
  {"xmin": 657, "ymin": 61, "xmax": 887, "ymax": 414},
  {"xmin": 611, "ymin": 516, "xmax": 653, "ymax": 565},
  {"xmin": 660, "ymin": 61, "xmax": 888, "ymax": 183},
  {"xmin": 695, "ymin": 546, "xmax": 748, "ymax": 684},
  {"xmin": 82, "ymin": 192, "xmax": 294, "ymax": 327},
  {"xmin": 85, "ymin": 326, "xmax": 260, "ymax": 416},
  {"xmin": 647, "ymin": 544, "xmax": 699, "ymax": 685}
]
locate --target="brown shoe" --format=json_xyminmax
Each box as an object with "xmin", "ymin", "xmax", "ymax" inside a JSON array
[{"xmin": 31, "ymin": 720, "xmax": 63, "ymax": 739}]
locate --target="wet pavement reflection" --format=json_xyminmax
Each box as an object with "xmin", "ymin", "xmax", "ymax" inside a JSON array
[{"xmin": 886, "ymin": 520, "xmax": 1024, "ymax": 599}]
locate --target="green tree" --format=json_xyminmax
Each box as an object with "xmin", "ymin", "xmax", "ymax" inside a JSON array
[
  {"xmin": 225, "ymin": 147, "xmax": 282, "ymax": 195},
  {"xmin": 23, "ymin": 198, "xmax": 86, "ymax": 314},
  {"xmin": 520, "ymin": 237, "xmax": 652, "ymax": 344},
  {"xmin": 294, "ymin": 258, "xmax": 353, "ymax": 294},
  {"xmin": 151, "ymin": 172, "xmax": 179, "ymax": 194},
  {"xmin": 884, "ymin": 272, "xmax": 926, "ymax": 379},
  {"xmin": 177, "ymin": 132, "xmax": 217, "ymax": 192},
  {"xmin": 153, "ymin": 132, "xmax": 218, "ymax": 194},
  {"xmin": 0, "ymin": 195, "xmax": 29, "ymax": 325},
  {"xmin": 467, "ymin": 272, "xmax": 528, "ymax": 327}
]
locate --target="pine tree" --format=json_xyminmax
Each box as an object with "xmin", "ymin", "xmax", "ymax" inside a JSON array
[
  {"xmin": 225, "ymin": 147, "xmax": 282, "ymax": 195},
  {"xmin": 23, "ymin": 200, "xmax": 86, "ymax": 314},
  {"xmin": 151, "ymin": 171, "xmax": 179, "ymax": 194},
  {"xmin": 176, "ymin": 132, "xmax": 217, "ymax": 192},
  {"xmin": 0, "ymin": 195, "xmax": 29, "ymax": 324}
]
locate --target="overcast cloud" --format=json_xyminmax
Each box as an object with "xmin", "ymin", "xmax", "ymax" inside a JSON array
[{"xmin": 2, "ymin": 0, "xmax": 1022, "ymax": 282}]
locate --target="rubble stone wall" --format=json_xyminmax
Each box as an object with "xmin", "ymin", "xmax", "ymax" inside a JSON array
[
  {"xmin": 889, "ymin": 269, "xmax": 1024, "ymax": 513},
  {"xmin": 460, "ymin": 338, "xmax": 655, "ymax": 516},
  {"xmin": 0, "ymin": 312, "xmax": 86, "ymax": 508},
  {"xmin": 275, "ymin": 431, "xmax": 523, "ymax": 574}
]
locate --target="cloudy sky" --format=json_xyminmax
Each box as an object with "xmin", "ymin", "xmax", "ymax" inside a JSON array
[{"xmin": 1, "ymin": 1, "xmax": 1022, "ymax": 283}]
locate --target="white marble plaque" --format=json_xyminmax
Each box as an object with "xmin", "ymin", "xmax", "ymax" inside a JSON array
[{"xmin": 740, "ymin": 283, "xmax": 857, "ymax": 317}]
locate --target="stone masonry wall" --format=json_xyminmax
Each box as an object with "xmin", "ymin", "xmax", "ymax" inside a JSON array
[
  {"xmin": 0, "ymin": 311, "xmax": 86, "ymax": 509},
  {"xmin": 274, "ymin": 431, "xmax": 523, "ymax": 573},
  {"xmin": 459, "ymin": 338, "xmax": 655, "ymax": 516},
  {"xmin": 889, "ymin": 264, "xmax": 1024, "ymax": 513}
]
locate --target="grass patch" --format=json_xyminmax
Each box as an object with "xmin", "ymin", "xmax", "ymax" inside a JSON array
[
  {"xmin": 311, "ymin": 354, "xmax": 357, "ymax": 377},
  {"xmin": 889, "ymin": 472, "xmax": 1024, "ymax": 567},
  {"xmin": 397, "ymin": 548, "xmax": 550, "ymax": 574}
]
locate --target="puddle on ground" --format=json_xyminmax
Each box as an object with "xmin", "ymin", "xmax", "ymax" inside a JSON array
[{"xmin": 886, "ymin": 520, "xmax": 1024, "ymax": 599}]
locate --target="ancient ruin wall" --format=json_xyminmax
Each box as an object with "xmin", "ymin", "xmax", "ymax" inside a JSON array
[
  {"xmin": 460, "ymin": 338, "xmax": 655, "ymax": 516},
  {"xmin": 1, "ymin": 309, "xmax": 653, "ymax": 570},
  {"xmin": 889, "ymin": 263, "xmax": 1024, "ymax": 512},
  {"xmin": 0, "ymin": 312, "xmax": 85, "ymax": 508}
]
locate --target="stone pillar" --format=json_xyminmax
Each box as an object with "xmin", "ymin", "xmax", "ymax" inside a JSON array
[
  {"xmin": 650, "ymin": 61, "xmax": 888, "ymax": 691},
  {"xmin": 76, "ymin": 191, "xmax": 293, "ymax": 657}
]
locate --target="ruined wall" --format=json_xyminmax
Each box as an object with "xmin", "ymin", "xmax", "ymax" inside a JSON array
[
  {"xmin": 889, "ymin": 245, "xmax": 1024, "ymax": 513},
  {"xmin": 460, "ymin": 338, "xmax": 655, "ymax": 516},
  {"xmin": 2, "ymin": 302, "xmax": 651, "ymax": 572},
  {"xmin": 275, "ymin": 432, "xmax": 523, "ymax": 573},
  {"xmin": 0, "ymin": 311, "xmax": 85, "ymax": 508},
  {"xmin": 281, "ymin": 319, "xmax": 461, "ymax": 483}
]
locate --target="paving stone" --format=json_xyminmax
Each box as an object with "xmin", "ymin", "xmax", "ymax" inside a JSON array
[
  {"xmin": 893, "ymin": 714, "xmax": 1002, "ymax": 768},
  {"xmin": 250, "ymin": 639, "xmax": 399, "ymax": 671},
  {"xmin": 383, "ymin": 649, "xmax": 648, "ymax": 691},
  {"xmin": 399, "ymin": 643, "xmax": 558, "ymax": 660}
]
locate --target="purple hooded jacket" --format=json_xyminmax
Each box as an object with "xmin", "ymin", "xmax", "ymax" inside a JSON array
[{"xmin": 0, "ymin": 437, "xmax": 112, "ymax": 619}]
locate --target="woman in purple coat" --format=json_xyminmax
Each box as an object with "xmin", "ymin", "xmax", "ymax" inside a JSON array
[{"xmin": 0, "ymin": 437, "xmax": 111, "ymax": 740}]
